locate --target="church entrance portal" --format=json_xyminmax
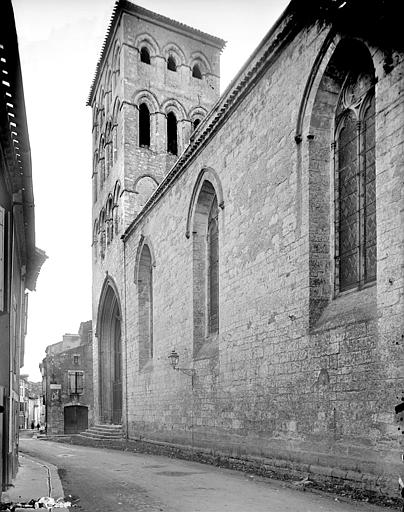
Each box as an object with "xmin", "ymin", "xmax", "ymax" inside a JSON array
[{"xmin": 98, "ymin": 283, "xmax": 122, "ymax": 424}]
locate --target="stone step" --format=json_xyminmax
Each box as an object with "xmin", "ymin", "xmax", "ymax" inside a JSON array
[
  {"xmin": 79, "ymin": 423, "xmax": 123, "ymax": 440},
  {"xmin": 94, "ymin": 423, "xmax": 122, "ymax": 429},
  {"xmin": 91, "ymin": 426, "xmax": 122, "ymax": 434},
  {"xmin": 93, "ymin": 424, "xmax": 122, "ymax": 431},
  {"xmin": 78, "ymin": 431, "xmax": 123, "ymax": 440}
]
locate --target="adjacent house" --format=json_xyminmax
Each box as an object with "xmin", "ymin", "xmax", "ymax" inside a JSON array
[
  {"xmin": 0, "ymin": 0, "xmax": 46, "ymax": 493},
  {"xmin": 40, "ymin": 321, "xmax": 93, "ymax": 435}
]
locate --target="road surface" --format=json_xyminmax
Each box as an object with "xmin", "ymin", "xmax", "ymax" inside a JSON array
[{"xmin": 19, "ymin": 436, "xmax": 390, "ymax": 512}]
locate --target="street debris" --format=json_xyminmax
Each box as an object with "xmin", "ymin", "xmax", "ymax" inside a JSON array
[
  {"xmin": 293, "ymin": 476, "xmax": 313, "ymax": 487},
  {"xmin": 0, "ymin": 497, "xmax": 71, "ymax": 511}
]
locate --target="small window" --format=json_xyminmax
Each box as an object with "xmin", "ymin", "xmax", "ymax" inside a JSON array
[
  {"xmin": 139, "ymin": 103, "xmax": 151, "ymax": 148},
  {"xmin": 73, "ymin": 355, "xmax": 79, "ymax": 365},
  {"xmin": 192, "ymin": 64, "xmax": 202, "ymax": 79},
  {"xmin": 167, "ymin": 112, "xmax": 178, "ymax": 155},
  {"xmin": 193, "ymin": 118, "xmax": 201, "ymax": 131},
  {"xmin": 167, "ymin": 56, "xmax": 177, "ymax": 72},
  {"xmin": 140, "ymin": 47, "xmax": 150, "ymax": 64}
]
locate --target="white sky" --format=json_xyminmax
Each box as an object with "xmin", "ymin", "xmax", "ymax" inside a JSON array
[{"xmin": 12, "ymin": 0, "xmax": 290, "ymax": 381}]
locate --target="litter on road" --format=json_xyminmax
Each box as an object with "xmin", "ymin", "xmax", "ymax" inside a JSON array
[{"xmin": 0, "ymin": 496, "xmax": 71, "ymax": 511}]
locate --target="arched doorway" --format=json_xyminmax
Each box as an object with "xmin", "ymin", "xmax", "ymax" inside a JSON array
[{"xmin": 98, "ymin": 280, "xmax": 122, "ymax": 424}]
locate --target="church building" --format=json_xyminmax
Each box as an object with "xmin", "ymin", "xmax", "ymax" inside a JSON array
[{"xmin": 89, "ymin": 0, "xmax": 404, "ymax": 498}]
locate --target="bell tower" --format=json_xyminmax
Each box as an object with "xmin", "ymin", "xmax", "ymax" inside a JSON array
[
  {"xmin": 89, "ymin": 1, "xmax": 224, "ymax": 425},
  {"xmin": 89, "ymin": 1, "xmax": 225, "ymax": 251}
]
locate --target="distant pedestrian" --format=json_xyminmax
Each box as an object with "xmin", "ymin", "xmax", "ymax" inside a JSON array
[
  {"xmin": 31, "ymin": 421, "xmax": 34, "ymax": 429},
  {"xmin": 36, "ymin": 423, "xmax": 40, "ymax": 430}
]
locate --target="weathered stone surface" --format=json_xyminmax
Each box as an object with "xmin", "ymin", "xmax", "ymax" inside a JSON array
[{"xmin": 90, "ymin": 1, "xmax": 404, "ymax": 499}]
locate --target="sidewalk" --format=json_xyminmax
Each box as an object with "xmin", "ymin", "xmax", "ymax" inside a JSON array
[{"xmin": 1, "ymin": 452, "xmax": 68, "ymax": 509}]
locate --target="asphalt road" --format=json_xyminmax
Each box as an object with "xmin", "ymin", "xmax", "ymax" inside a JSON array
[{"xmin": 19, "ymin": 437, "xmax": 390, "ymax": 512}]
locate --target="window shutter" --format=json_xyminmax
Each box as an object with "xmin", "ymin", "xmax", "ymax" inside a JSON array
[
  {"xmin": 76, "ymin": 372, "xmax": 84, "ymax": 394},
  {"xmin": 0, "ymin": 206, "xmax": 4, "ymax": 311},
  {"xmin": 68, "ymin": 372, "xmax": 74, "ymax": 394}
]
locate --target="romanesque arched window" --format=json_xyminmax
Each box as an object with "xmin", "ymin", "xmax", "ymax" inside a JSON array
[
  {"xmin": 137, "ymin": 243, "xmax": 153, "ymax": 368},
  {"xmin": 106, "ymin": 196, "xmax": 113, "ymax": 244},
  {"xmin": 93, "ymin": 221, "xmax": 98, "ymax": 262},
  {"xmin": 192, "ymin": 64, "xmax": 202, "ymax": 79},
  {"xmin": 167, "ymin": 111, "xmax": 177, "ymax": 155},
  {"xmin": 335, "ymin": 66, "xmax": 376, "ymax": 291},
  {"xmin": 113, "ymin": 181, "xmax": 121, "ymax": 235},
  {"xmin": 167, "ymin": 55, "xmax": 176, "ymax": 72},
  {"xmin": 113, "ymin": 44, "xmax": 120, "ymax": 92},
  {"xmin": 99, "ymin": 137, "xmax": 105, "ymax": 185},
  {"xmin": 139, "ymin": 103, "xmax": 150, "ymax": 148},
  {"xmin": 93, "ymin": 151, "xmax": 98, "ymax": 203},
  {"xmin": 140, "ymin": 47, "xmax": 150, "ymax": 64},
  {"xmin": 99, "ymin": 210, "xmax": 106, "ymax": 259}
]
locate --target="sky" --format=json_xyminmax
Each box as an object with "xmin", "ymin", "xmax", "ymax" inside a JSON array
[{"xmin": 12, "ymin": 0, "xmax": 290, "ymax": 381}]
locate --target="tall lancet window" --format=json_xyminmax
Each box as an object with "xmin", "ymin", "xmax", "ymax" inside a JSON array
[
  {"xmin": 207, "ymin": 197, "xmax": 219, "ymax": 334},
  {"xmin": 138, "ymin": 243, "xmax": 153, "ymax": 368},
  {"xmin": 139, "ymin": 103, "xmax": 150, "ymax": 148},
  {"xmin": 167, "ymin": 112, "xmax": 178, "ymax": 155},
  {"xmin": 335, "ymin": 68, "xmax": 376, "ymax": 292}
]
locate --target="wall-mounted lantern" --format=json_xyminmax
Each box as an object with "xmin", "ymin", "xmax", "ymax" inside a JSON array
[{"xmin": 168, "ymin": 349, "xmax": 196, "ymax": 387}]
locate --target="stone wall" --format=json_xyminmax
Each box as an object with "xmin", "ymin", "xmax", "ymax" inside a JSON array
[
  {"xmin": 120, "ymin": 21, "xmax": 403, "ymax": 497},
  {"xmin": 91, "ymin": 2, "xmax": 404, "ymax": 498}
]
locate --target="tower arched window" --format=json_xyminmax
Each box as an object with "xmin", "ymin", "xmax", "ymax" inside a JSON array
[
  {"xmin": 137, "ymin": 243, "xmax": 153, "ymax": 368},
  {"xmin": 140, "ymin": 47, "xmax": 150, "ymax": 64},
  {"xmin": 167, "ymin": 112, "xmax": 177, "ymax": 155},
  {"xmin": 167, "ymin": 55, "xmax": 177, "ymax": 72},
  {"xmin": 335, "ymin": 68, "xmax": 376, "ymax": 291},
  {"xmin": 193, "ymin": 118, "xmax": 201, "ymax": 131},
  {"xmin": 192, "ymin": 64, "xmax": 202, "ymax": 79},
  {"xmin": 139, "ymin": 103, "xmax": 150, "ymax": 148}
]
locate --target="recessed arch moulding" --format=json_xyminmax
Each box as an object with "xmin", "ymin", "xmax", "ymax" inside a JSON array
[
  {"xmin": 95, "ymin": 275, "xmax": 124, "ymax": 425},
  {"xmin": 186, "ymin": 168, "xmax": 224, "ymax": 239},
  {"xmin": 296, "ymin": 34, "xmax": 379, "ymax": 325}
]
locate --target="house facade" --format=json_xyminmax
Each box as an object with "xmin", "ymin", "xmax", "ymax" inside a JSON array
[
  {"xmin": 40, "ymin": 321, "xmax": 93, "ymax": 435},
  {"xmin": 0, "ymin": 0, "xmax": 46, "ymax": 494},
  {"xmin": 90, "ymin": 0, "xmax": 404, "ymax": 498}
]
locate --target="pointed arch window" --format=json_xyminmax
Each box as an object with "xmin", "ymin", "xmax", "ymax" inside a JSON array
[
  {"xmin": 140, "ymin": 47, "xmax": 150, "ymax": 64},
  {"xmin": 139, "ymin": 103, "xmax": 150, "ymax": 148},
  {"xmin": 335, "ymin": 71, "xmax": 376, "ymax": 292},
  {"xmin": 137, "ymin": 243, "xmax": 153, "ymax": 368},
  {"xmin": 167, "ymin": 55, "xmax": 177, "ymax": 72},
  {"xmin": 192, "ymin": 180, "xmax": 220, "ymax": 355},
  {"xmin": 167, "ymin": 112, "xmax": 177, "ymax": 155}
]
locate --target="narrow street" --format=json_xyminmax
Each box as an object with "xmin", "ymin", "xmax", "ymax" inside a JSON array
[{"xmin": 19, "ymin": 436, "xmax": 389, "ymax": 512}]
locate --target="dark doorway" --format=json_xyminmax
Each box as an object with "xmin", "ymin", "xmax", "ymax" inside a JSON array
[
  {"xmin": 64, "ymin": 406, "xmax": 88, "ymax": 434},
  {"xmin": 98, "ymin": 282, "xmax": 122, "ymax": 424}
]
